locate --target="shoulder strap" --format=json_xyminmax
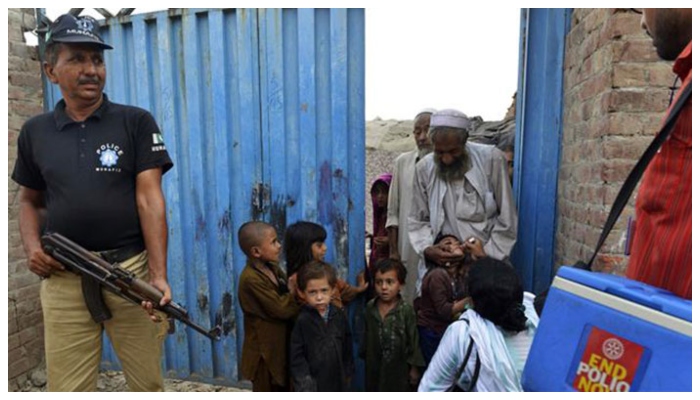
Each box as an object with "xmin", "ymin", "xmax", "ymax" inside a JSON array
[
  {"xmin": 467, "ymin": 347, "xmax": 481, "ymax": 392},
  {"xmin": 453, "ymin": 335, "xmax": 473, "ymax": 386},
  {"xmin": 450, "ymin": 319, "xmax": 481, "ymax": 392},
  {"xmin": 586, "ymin": 80, "xmax": 692, "ymax": 268}
]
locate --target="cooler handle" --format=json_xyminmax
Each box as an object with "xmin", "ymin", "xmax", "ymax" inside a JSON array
[{"xmin": 606, "ymin": 286, "xmax": 661, "ymax": 312}]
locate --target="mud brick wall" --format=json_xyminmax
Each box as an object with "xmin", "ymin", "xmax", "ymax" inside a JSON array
[
  {"xmin": 8, "ymin": 8, "xmax": 45, "ymax": 391},
  {"xmin": 556, "ymin": 9, "xmax": 675, "ymax": 274}
]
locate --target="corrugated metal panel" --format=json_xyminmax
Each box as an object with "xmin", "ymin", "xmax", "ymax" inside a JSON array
[
  {"xmin": 258, "ymin": 7, "xmax": 365, "ymax": 291},
  {"xmin": 257, "ymin": 8, "xmax": 366, "ymax": 389},
  {"xmin": 512, "ymin": 9, "xmax": 570, "ymax": 294},
  {"xmin": 40, "ymin": 8, "xmax": 364, "ymax": 386}
]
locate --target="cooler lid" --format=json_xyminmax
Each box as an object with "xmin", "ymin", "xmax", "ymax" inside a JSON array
[{"xmin": 557, "ymin": 266, "xmax": 692, "ymax": 323}]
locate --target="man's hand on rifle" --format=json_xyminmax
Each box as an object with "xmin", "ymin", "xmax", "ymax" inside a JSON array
[
  {"xmin": 27, "ymin": 245, "xmax": 64, "ymax": 279},
  {"xmin": 141, "ymin": 277, "xmax": 172, "ymax": 323}
]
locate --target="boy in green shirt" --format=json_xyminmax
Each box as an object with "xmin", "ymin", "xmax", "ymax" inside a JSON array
[{"xmin": 361, "ymin": 259, "xmax": 424, "ymax": 391}]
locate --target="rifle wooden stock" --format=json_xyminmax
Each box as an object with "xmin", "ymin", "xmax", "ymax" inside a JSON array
[{"xmin": 41, "ymin": 232, "xmax": 222, "ymax": 341}]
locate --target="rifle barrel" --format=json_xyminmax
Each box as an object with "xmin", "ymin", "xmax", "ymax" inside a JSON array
[{"xmin": 41, "ymin": 232, "xmax": 223, "ymax": 341}]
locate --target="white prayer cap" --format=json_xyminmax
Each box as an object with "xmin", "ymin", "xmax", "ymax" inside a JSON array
[{"xmin": 429, "ymin": 109, "xmax": 470, "ymax": 130}]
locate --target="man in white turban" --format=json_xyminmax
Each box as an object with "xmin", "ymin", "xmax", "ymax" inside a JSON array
[{"xmin": 408, "ymin": 109, "xmax": 517, "ymax": 295}]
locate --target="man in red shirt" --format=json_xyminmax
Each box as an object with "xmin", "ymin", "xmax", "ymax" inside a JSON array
[{"xmin": 626, "ymin": 9, "xmax": 692, "ymax": 299}]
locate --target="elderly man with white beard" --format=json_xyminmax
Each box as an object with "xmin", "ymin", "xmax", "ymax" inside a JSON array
[
  {"xmin": 386, "ymin": 108, "xmax": 436, "ymax": 302},
  {"xmin": 408, "ymin": 109, "xmax": 517, "ymax": 296}
]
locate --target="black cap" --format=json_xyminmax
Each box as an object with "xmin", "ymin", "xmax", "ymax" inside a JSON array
[{"xmin": 45, "ymin": 14, "xmax": 113, "ymax": 50}]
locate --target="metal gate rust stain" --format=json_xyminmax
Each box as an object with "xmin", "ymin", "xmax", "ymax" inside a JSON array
[
  {"xmin": 214, "ymin": 292, "xmax": 235, "ymax": 336},
  {"xmin": 197, "ymin": 291, "xmax": 208, "ymax": 310},
  {"xmin": 218, "ymin": 210, "xmax": 231, "ymax": 235},
  {"xmin": 269, "ymin": 194, "xmax": 289, "ymax": 242},
  {"xmin": 318, "ymin": 161, "xmax": 332, "ymax": 222}
]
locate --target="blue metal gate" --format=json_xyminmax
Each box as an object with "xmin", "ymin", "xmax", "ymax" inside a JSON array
[
  {"xmin": 39, "ymin": 8, "xmax": 365, "ymax": 386},
  {"xmin": 511, "ymin": 8, "xmax": 570, "ymax": 294}
]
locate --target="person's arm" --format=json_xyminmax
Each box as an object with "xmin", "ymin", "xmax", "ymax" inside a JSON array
[
  {"xmin": 424, "ymin": 245, "xmax": 466, "ymax": 266},
  {"xmin": 342, "ymin": 312, "xmax": 355, "ymax": 385},
  {"xmin": 418, "ymin": 321, "xmax": 471, "ymax": 392},
  {"xmin": 245, "ymin": 275, "xmax": 300, "ymax": 320},
  {"xmin": 451, "ymin": 297, "xmax": 469, "ymax": 315},
  {"xmin": 18, "ymin": 186, "xmax": 64, "ymax": 278},
  {"xmin": 359, "ymin": 304, "xmax": 372, "ymax": 361},
  {"xmin": 407, "ymin": 161, "xmax": 435, "ymax": 257},
  {"xmin": 290, "ymin": 317, "xmax": 316, "ymax": 392},
  {"xmin": 339, "ymin": 275, "xmax": 368, "ymax": 304},
  {"xmin": 405, "ymin": 304, "xmax": 425, "ymax": 386},
  {"xmin": 13, "ymin": 125, "xmax": 63, "ymax": 278},
  {"xmin": 462, "ymin": 237, "xmax": 487, "ymax": 260},
  {"xmin": 407, "ymin": 162, "xmax": 464, "ymax": 265},
  {"xmin": 483, "ymin": 148, "xmax": 518, "ymax": 259},
  {"xmin": 427, "ymin": 272, "xmax": 464, "ymax": 322},
  {"xmin": 136, "ymin": 168, "xmax": 172, "ymax": 321},
  {"xmin": 386, "ymin": 156, "xmax": 401, "ymax": 260},
  {"xmin": 133, "ymin": 110, "xmax": 174, "ymax": 319},
  {"xmin": 387, "ymin": 226, "xmax": 400, "ymax": 260}
]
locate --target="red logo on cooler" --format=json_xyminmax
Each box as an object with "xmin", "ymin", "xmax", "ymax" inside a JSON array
[{"xmin": 573, "ymin": 327, "xmax": 644, "ymax": 392}]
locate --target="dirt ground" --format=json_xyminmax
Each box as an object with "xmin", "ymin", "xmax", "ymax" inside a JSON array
[{"xmin": 18, "ymin": 369, "xmax": 249, "ymax": 392}]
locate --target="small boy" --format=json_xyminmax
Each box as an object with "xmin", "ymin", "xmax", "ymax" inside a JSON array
[
  {"xmin": 361, "ymin": 259, "xmax": 424, "ymax": 391},
  {"xmin": 290, "ymin": 260, "xmax": 354, "ymax": 391},
  {"xmin": 416, "ymin": 234, "xmax": 471, "ymax": 365},
  {"xmin": 237, "ymin": 221, "xmax": 299, "ymax": 392}
]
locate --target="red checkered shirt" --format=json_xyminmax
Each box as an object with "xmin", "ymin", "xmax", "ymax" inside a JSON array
[{"xmin": 626, "ymin": 41, "xmax": 692, "ymax": 299}]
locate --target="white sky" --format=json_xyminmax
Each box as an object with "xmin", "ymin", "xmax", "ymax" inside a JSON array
[
  {"xmin": 366, "ymin": 7, "xmax": 521, "ymax": 121},
  {"xmin": 40, "ymin": 6, "xmax": 521, "ymax": 122}
]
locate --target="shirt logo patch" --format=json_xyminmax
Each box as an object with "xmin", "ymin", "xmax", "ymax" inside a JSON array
[
  {"xmin": 96, "ymin": 143, "xmax": 123, "ymax": 172},
  {"xmin": 100, "ymin": 149, "xmax": 119, "ymax": 167},
  {"xmin": 151, "ymin": 133, "xmax": 166, "ymax": 152}
]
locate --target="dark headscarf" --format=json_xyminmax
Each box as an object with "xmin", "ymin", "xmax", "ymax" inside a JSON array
[
  {"xmin": 369, "ymin": 173, "xmax": 392, "ymax": 272},
  {"xmin": 370, "ymin": 173, "xmax": 392, "ymax": 236}
]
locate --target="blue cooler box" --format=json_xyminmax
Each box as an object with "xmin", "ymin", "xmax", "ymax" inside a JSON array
[{"xmin": 522, "ymin": 266, "xmax": 691, "ymax": 392}]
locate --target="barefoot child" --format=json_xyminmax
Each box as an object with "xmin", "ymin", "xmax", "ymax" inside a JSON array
[
  {"xmin": 361, "ymin": 259, "xmax": 424, "ymax": 391},
  {"xmin": 237, "ymin": 221, "xmax": 299, "ymax": 391}
]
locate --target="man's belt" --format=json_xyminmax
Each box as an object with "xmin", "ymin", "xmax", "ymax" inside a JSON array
[{"xmin": 97, "ymin": 241, "xmax": 146, "ymax": 264}]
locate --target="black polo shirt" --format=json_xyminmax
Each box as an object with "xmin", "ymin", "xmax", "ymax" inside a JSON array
[{"xmin": 12, "ymin": 94, "xmax": 173, "ymax": 251}]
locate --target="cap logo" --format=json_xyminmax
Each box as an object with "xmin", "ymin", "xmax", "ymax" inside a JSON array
[
  {"xmin": 45, "ymin": 13, "xmax": 113, "ymax": 50},
  {"xmin": 65, "ymin": 29, "xmax": 98, "ymax": 40},
  {"xmin": 76, "ymin": 17, "xmax": 94, "ymax": 31}
]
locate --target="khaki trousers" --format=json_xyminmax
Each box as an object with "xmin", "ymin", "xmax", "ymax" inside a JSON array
[{"xmin": 40, "ymin": 251, "xmax": 168, "ymax": 391}]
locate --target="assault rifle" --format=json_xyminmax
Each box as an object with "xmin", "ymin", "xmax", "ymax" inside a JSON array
[{"xmin": 41, "ymin": 232, "xmax": 222, "ymax": 341}]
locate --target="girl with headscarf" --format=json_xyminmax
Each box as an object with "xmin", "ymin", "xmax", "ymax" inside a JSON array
[{"xmin": 367, "ymin": 173, "xmax": 392, "ymax": 299}]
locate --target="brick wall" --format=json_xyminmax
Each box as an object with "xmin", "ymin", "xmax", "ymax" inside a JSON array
[
  {"xmin": 8, "ymin": 8, "xmax": 45, "ymax": 391},
  {"xmin": 556, "ymin": 9, "xmax": 675, "ymax": 274}
]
